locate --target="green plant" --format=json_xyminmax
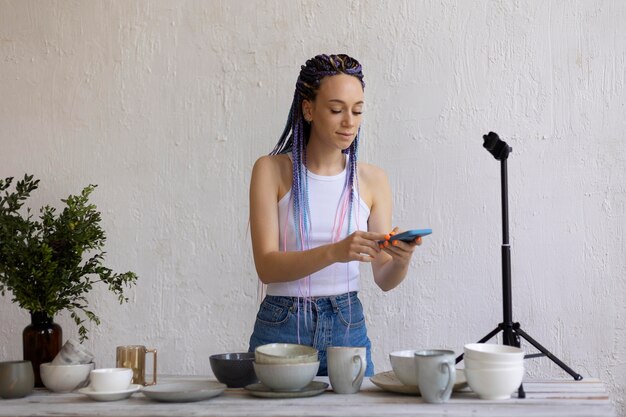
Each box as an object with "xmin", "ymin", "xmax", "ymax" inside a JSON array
[{"xmin": 0, "ymin": 174, "xmax": 138, "ymax": 341}]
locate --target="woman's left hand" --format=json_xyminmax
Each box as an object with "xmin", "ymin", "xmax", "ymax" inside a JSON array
[{"xmin": 379, "ymin": 227, "xmax": 422, "ymax": 266}]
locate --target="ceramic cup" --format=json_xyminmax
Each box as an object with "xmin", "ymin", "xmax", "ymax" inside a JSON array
[
  {"xmin": 327, "ymin": 347, "xmax": 366, "ymax": 394},
  {"xmin": 51, "ymin": 339, "xmax": 95, "ymax": 365},
  {"xmin": 116, "ymin": 345, "xmax": 157, "ymax": 386},
  {"xmin": 414, "ymin": 350, "xmax": 456, "ymax": 404},
  {"xmin": 0, "ymin": 360, "xmax": 35, "ymax": 399},
  {"xmin": 89, "ymin": 368, "xmax": 133, "ymax": 392}
]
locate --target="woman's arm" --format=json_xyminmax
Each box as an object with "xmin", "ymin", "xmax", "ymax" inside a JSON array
[
  {"xmin": 365, "ymin": 165, "xmax": 422, "ymax": 291},
  {"xmin": 249, "ymin": 156, "xmax": 385, "ymax": 284}
]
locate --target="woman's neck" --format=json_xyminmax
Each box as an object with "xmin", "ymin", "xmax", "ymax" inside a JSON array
[{"xmin": 304, "ymin": 144, "xmax": 345, "ymax": 176}]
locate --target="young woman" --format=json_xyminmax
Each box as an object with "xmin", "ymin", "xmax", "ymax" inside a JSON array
[{"xmin": 248, "ymin": 54, "xmax": 422, "ymax": 376}]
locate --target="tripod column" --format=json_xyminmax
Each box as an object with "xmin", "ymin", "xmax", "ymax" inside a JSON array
[{"xmin": 501, "ymin": 159, "xmax": 515, "ymax": 346}]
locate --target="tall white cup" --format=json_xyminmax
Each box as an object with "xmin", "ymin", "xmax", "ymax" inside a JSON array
[{"xmin": 327, "ymin": 347, "xmax": 366, "ymax": 394}]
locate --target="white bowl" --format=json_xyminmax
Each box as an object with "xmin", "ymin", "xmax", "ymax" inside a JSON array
[
  {"xmin": 89, "ymin": 368, "xmax": 133, "ymax": 392},
  {"xmin": 465, "ymin": 366, "xmax": 525, "ymax": 400},
  {"xmin": 253, "ymin": 361, "xmax": 319, "ymax": 391},
  {"xmin": 255, "ymin": 343, "xmax": 318, "ymax": 364},
  {"xmin": 464, "ymin": 357, "xmax": 524, "ymax": 370},
  {"xmin": 464, "ymin": 344, "xmax": 525, "ymax": 363},
  {"xmin": 389, "ymin": 350, "xmax": 418, "ymax": 386},
  {"xmin": 40, "ymin": 362, "xmax": 94, "ymax": 392}
]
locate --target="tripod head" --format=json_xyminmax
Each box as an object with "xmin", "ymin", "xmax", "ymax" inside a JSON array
[{"xmin": 483, "ymin": 131, "xmax": 512, "ymax": 160}]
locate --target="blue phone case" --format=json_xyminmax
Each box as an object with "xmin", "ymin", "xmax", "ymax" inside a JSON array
[{"xmin": 382, "ymin": 229, "xmax": 432, "ymax": 243}]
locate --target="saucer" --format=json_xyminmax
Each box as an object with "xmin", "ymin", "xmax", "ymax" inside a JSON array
[
  {"xmin": 245, "ymin": 381, "xmax": 329, "ymax": 398},
  {"xmin": 142, "ymin": 380, "xmax": 226, "ymax": 402},
  {"xmin": 78, "ymin": 384, "xmax": 141, "ymax": 401},
  {"xmin": 370, "ymin": 369, "xmax": 468, "ymax": 395}
]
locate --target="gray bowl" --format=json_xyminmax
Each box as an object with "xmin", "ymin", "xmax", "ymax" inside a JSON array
[{"xmin": 209, "ymin": 352, "xmax": 258, "ymax": 388}]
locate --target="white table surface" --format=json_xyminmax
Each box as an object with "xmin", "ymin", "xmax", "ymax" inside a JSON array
[{"xmin": 0, "ymin": 376, "xmax": 615, "ymax": 417}]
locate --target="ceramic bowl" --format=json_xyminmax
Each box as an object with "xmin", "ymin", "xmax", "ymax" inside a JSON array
[
  {"xmin": 40, "ymin": 362, "xmax": 94, "ymax": 393},
  {"xmin": 253, "ymin": 361, "xmax": 319, "ymax": 391},
  {"xmin": 464, "ymin": 366, "xmax": 525, "ymax": 400},
  {"xmin": 0, "ymin": 360, "xmax": 35, "ymax": 399},
  {"xmin": 210, "ymin": 352, "xmax": 258, "ymax": 388},
  {"xmin": 464, "ymin": 343, "xmax": 525, "ymax": 363},
  {"xmin": 464, "ymin": 356, "xmax": 524, "ymax": 370},
  {"xmin": 89, "ymin": 368, "xmax": 133, "ymax": 392},
  {"xmin": 389, "ymin": 350, "xmax": 418, "ymax": 386},
  {"xmin": 254, "ymin": 343, "xmax": 318, "ymax": 365}
]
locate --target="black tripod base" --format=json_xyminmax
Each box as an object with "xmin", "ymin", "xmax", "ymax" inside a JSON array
[{"xmin": 457, "ymin": 322, "xmax": 583, "ymax": 399}]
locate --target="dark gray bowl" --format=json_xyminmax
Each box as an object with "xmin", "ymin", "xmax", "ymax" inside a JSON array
[{"xmin": 209, "ymin": 352, "xmax": 258, "ymax": 388}]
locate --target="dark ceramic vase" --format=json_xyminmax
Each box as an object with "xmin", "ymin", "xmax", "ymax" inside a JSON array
[{"xmin": 22, "ymin": 312, "xmax": 62, "ymax": 387}]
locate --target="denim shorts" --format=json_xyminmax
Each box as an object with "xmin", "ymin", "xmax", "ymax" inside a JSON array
[{"xmin": 248, "ymin": 291, "xmax": 374, "ymax": 376}]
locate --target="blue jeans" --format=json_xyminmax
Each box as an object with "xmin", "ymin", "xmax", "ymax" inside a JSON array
[{"xmin": 248, "ymin": 292, "xmax": 374, "ymax": 376}]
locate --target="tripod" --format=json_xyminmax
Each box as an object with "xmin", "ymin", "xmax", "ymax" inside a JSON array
[{"xmin": 455, "ymin": 132, "xmax": 583, "ymax": 399}]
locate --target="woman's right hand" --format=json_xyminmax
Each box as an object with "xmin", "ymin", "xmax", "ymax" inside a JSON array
[{"xmin": 332, "ymin": 231, "xmax": 387, "ymax": 263}]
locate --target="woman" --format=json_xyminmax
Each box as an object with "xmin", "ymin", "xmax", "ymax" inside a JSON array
[{"xmin": 248, "ymin": 54, "xmax": 422, "ymax": 376}]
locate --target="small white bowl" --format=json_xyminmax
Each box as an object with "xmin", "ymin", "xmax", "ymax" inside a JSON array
[
  {"xmin": 464, "ymin": 366, "xmax": 525, "ymax": 400},
  {"xmin": 389, "ymin": 350, "xmax": 419, "ymax": 386},
  {"xmin": 253, "ymin": 361, "xmax": 319, "ymax": 391},
  {"xmin": 89, "ymin": 368, "xmax": 133, "ymax": 392},
  {"xmin": 40, "ymin": 362, "xmax": 94, "ymax": 393},
  {"xmin": 464, "ymin": 344, "xmax": 525, "ymax": 363},
  {"xmin": 464, "ymin": 357, "xmax": 524, "ymax": 370},
  {"xmin": 255, "ymin": 343, "xmax": 318, "ymax": 365}
]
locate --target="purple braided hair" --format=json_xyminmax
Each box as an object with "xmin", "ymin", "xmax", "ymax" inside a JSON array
[{"xmin": 269, "ymin": 54, "xmax": 365, "ymax": 341}]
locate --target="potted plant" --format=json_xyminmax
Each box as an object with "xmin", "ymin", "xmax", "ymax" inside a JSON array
[{"xmin": 0, "ymin": 174, "xmax": 138, "ymax": 385}]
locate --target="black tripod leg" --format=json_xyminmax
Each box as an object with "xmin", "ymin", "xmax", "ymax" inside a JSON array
[
  {"xmin": 455, "ymin": 325, "xmax": 502, "ymax": 364},
  {"xmin": 515, "ymin": 326, "xmax": 583, "ymax": 381}
]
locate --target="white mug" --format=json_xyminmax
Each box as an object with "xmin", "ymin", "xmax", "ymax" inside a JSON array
[
  {"xmin": 327, "ymin": 347, "xmax": 366, "ymax": 394},
  {"xmin": 414, "ymin": 350, "xmax": 456, "ymax": 403}
]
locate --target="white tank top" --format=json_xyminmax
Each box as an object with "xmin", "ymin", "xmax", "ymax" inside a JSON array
[{"xmin": 266, "ymin": 155, "xmax": 370, "ymax": 297}]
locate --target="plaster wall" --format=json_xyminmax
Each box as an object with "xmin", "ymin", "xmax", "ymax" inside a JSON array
[{"xmin": 1, "ymin": 0, "xmax": 625, "ymax": 413}]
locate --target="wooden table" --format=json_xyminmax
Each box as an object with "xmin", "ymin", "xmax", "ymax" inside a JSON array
[{"xmin": 0, "ymin": 377, "xmax": 615, "ymax": 417}]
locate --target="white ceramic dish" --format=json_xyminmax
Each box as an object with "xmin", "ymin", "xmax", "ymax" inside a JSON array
[
  {"xmin": 465, "ymin": 366, "xmax": 525, "ymax": 400},
  {"xmin": 245, "ymin": 381, "xmax": 328, "ymax": 398},
  {"xmin": 89, "ymin": 368, "xmax": 133, "ymax": 392},
  {"xmin": 78, "ymin": 384, "xmax": 141, "ymax": 401},
  {"xmin": 464, "ymin": 344, "xmax": 525, "ymax": 362},
  {"xmin": 253, "ymin": 361, "xmax": 319, "ymax": 391},
  {"xmin": 141, "ymin": 381, "xmax": 226, "ymax": 402},
  {"xmin": 370, "ymin": 369, "xmax": 468, "ymax": 395},
  {"xmin": 388, "ymin": 350, "xmax": 419, "ymax": 386},
  {"xmin": 255, "ymin": 343, "xmax": 318, "ymax": 364},
  {"xmin": 40, "ymin": 362, "xmax": 94, "ymax": 392}
]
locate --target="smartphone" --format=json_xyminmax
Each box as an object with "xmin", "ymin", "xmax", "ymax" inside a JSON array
[{"xmin": 379, "ymin": 229, "xmax": 432, "ymax": 244}]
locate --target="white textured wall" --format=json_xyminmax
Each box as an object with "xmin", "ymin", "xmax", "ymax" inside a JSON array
[{"xmin": 1, "ymin": 0, "xmax": 625, "ymax": 413}]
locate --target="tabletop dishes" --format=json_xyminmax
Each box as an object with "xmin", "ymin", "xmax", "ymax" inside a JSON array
[
  {"xmin": 463, "ymin": 343, "xmax": 525, "ymax": 400},
  {"xmin": 89, "ymin": 368, "xmax": 133, "ymax": 392},
  {"xmin": 253, "ymin": 361, "xmax": 320, "ymax": 391},
  {"xmin": 370, "ymin": 369, "xmax": 468, "ymax": 395},
  {"xmin": 142, "ymin": 380, "xmax": 227, "ymax": 402},
  {"xmin": 388, "ymin": 350, "xmax": 419, "ymax": 386},
  {"xmin": 245, "ymin": 381, "xmax": 328, "ymax": 398},
  {"xmin": 254, "ymin": 343, "xmax": 318, "ymax": 364},
  {"xmin": 78, "ymin": 384, "xmax": 141, "ymax": 401},
  {"xmin": 40, "ymin": 362, "xmax": 94, "ymax": 393},
  {"xmin": 209, "ymin": 352, "xmax": 258, "ymax": 388}
]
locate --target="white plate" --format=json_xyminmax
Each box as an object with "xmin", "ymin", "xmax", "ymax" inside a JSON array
[
  {"xmin": 78, "ymin": 384, "xmax": 141, "ymax": 401},
  {"xmin": 370, "ymin": 369, "xmax": 468, "ymax": 395},
  {"xmin": 141, "ymin": 381, "xmax": 226, "ymax": 402},
  {"xmin": 245, "ymin": 381, "xmax": 328, "ymax": 398}
]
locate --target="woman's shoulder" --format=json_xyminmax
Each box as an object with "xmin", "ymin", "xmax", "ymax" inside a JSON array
[
  {"xmin": 357, "ymin": 162, "xmax": 388, "ymax": 185},
  {"xmin": 252, "ymin": 154, "xmax": 292, "ymax": 195},
  {"xmin": 252, "ymin": 153, "xmax": 292, "ymax": 174},
  {"xmin": 357, "ymin": 162, "xmax": 389, "ymax": 208}
]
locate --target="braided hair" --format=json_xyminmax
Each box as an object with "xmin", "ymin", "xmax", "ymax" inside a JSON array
[{"xmin": 270, "ymin": 54, "xmax": 365, "ymax": 253}]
